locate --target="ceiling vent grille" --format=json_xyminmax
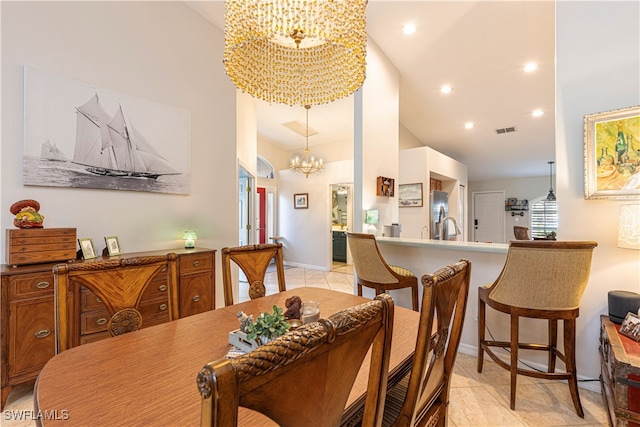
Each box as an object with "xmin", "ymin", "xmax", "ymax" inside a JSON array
[{"xmin": 495, "ymin": 126, "xmax": 517, "ymax": 134}]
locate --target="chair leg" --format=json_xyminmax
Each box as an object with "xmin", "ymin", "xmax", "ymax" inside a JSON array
[
  {"xmin": 357, "ymin": 283, "xmax": 363, "ymax": 297},
  {"xmin": 548, "ymin": 319, "xmax": 557, "ymax": 373},
  {"xmin": 477, "ymin": 294, "xmax": 486, "ymax": 373},
  {"xmin": 510, "ymin": 312, "xmax": 519, "ymax": 410},
  {"xmin": 564, "ymin": 318, "xmax": 584, "ymax": 418}
]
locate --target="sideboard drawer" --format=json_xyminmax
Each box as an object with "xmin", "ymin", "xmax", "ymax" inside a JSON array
[
  {"xmin": 8, "ymin": 272, "xmax": 54, "ymax": 299},
  {"xmin": 179, "ymin": 253, "xmax": 213, "ymax": 274}
]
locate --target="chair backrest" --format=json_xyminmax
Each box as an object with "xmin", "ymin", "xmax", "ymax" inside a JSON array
[
  {"xmin": 346, "ymin": 232, "xmax": 399, "ymax": 285},
  {"xmin": 221, "ymin": 243, "xmax": 286, "ymax": 306},
  {"xmin": 489, "ymin": 240, "xmax": 598, "ymax": 310},
  {"xmin": 392, "ymin": 260, "xmax": 471, "ymax": 426},
  {"xmin": 197, "ymin": 294, "xmax": 394, "ymax": 427},
  {"xmin": 54, "ymin": 253, "xmax": 178, "ymax": 352},
  {"xmin": 513, "ymin": 226, "xmax": 530, "ymax": 240}
]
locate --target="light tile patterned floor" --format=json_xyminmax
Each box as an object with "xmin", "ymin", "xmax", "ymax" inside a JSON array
[{"xmin": 3, "ymin": 263, "xmax": 608, "ymax": 426}]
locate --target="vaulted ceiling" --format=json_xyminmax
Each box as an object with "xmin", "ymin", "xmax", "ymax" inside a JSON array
[{"xmin": 187, "ymin": 1, "xmax": 555, "ymax": 181}]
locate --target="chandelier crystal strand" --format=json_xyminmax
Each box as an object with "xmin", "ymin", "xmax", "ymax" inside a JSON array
[
  {"xmin": 224, "ymin": 0, "xmax": 367, "ymax": 107},
  {"xmin": 290, "ymin": 105, "xmax": 324, "ymax": 178}
]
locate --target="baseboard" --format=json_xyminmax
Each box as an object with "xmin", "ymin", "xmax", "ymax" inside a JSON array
[
  {"xmin": 457, "ymin": 344, "xmax": 602, "ymax": 394},
  {"xmin": 283, "ymin": 261, "xmax": 330, "ymax": 271}
]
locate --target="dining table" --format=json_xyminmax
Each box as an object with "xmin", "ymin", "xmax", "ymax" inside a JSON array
[{"xmin": 34, "ymin": 287, "xmax": 420, "ymax": 426}]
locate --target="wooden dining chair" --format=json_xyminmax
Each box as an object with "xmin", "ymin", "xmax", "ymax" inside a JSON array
[
  {"xmin": 478, "ymin": 240, "xmax": 597, "ymax": 417},
  {"xmin": 513, "ymin": 226, "xmax": 531, "ymax": 240},
  {"xmin": 54, "ymin": 253, "xmax": 179, "ymax": 352},
  {"xmin": 221, "ymin": 243, "xmax": 286, "ymax": 306},
  {"xmin": 197, "ymin": 294, "xmax": 395, "ymax": 427},
  {"xmin": 346, "ymin": 232, "xmax": 419, "ymax": 311},
  {"xmin": 380, "ymin": 260, "xmax": 471, "ymax": 427}
]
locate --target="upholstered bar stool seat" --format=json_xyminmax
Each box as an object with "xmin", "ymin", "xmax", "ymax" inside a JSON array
[
  {"xmin": 346, "ymin": 232, "xmax": 419, "ymax": 311},
  {"xmin": 477, "ymin": 240, "xmax": 597, "ymax": 418}
]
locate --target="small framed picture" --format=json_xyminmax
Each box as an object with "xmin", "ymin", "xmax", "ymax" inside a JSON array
[
  {"xmin": 78, "ymin": 238, "xmax": 97, "ymax": 260},
  {"xmin": 619, "ymin": 312, "xmax": 640, "ymax": 342},
  {"xmin": 294, "ymin": 193, "xmax": 308, "ymax": 209},
  {"xmin": 104, "ymin": 236, "xmax": 122, "ymax": 256}
]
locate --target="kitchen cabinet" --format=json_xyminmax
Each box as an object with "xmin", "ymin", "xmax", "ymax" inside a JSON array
[{"xmin": 333, "ymin": 231, "xmax": 347, "ymax": 262}]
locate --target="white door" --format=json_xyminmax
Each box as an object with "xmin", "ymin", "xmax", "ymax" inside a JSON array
[{"xmin": 472, "ymin": 191, "xmax": 505, "ymax": 243}]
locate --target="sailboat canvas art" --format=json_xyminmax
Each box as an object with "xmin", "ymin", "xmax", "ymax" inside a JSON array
[{"xmin": 23, "ymin": 66, "xmax": 190, "ymax": 194}]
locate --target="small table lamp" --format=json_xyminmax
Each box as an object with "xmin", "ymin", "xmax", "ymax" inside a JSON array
[{"xmin": 183, "ymin": 230, "xmax": 197, "ymax": 249}]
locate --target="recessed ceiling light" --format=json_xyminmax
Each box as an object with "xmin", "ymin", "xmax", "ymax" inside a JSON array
[
  {"xmin": 402, "ymin": 22, "xmax": 417, "ymax": 36},
  {"xmin": 440, "ymin": 85, "xmax": 453, "ymax": 94},
  {"xmin": 464, "ymin": 122, "xmax": 474, "ymax": 129},
  {"xmin": 532, "ymin": 109, "xmax": 544, "ymax": 117},
  {"xmin": 524, "ymin": 62, "xmax": 538, "ymax": 73}
]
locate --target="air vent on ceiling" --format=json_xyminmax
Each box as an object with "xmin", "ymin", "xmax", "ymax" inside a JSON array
[
  {"xmin": 282, "ymin": 120, "xmax": 319, "ymax": 137},
  {"xmin": 495, "ymin": 126, "xmax": 517, "ymax": 134}
]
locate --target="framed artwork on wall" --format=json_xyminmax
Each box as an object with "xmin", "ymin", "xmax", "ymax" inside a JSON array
[
  {"xmin": 294, "ymin": 193, "xmax": 308, "ymax": 209},
  {"xmin": 584, "ymin": 105, "xmax": 640, "ymax": 200},
  {"xmin": 23, "ymin": 66, "xmax": 192, "ymax": 195},
  {"xmin": 399, "ymin": 183, "xmax": 423, "ymax": 207},
  {"xmin": 376, "ymin": 176, "xmax": 394, "ymax": 197}
]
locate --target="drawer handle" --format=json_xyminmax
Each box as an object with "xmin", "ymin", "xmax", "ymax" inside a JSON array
[
  {"xmin": 36, "ymin": 281, "xmax": 51, "ymax": 289},
  {"xmin": 34, "ymin": 329, "xmax": 51, "ymax": 339},
  {"xmin": 96, "ymin": 318, "xmax": 108, "ymax": 326},
  {"xmin": 192, "ymin": 295, "xmax": 201, "ymax": 302},
  {"xmin": 96, "ymin": 297, "xmax": 102, "ymax": 303},
  {"xmin": 193, "ymin": 261, "xmax": 200, "ymax": 267},
  {"xmin": 158, "ymin": 284, "xmax": 168, "ymax": 292},
  {"xmin": 159, "ymin": 303, "xmax": 168, "ymax": 311}
]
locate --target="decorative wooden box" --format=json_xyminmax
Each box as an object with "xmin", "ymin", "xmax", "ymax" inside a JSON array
[
  {"xmin": 5, "ymin": 228, "xmax": 77, "ymax": 267},
  {"xmin": 600, "ymin": 315, "xmax": 640, "ymax": 427}
]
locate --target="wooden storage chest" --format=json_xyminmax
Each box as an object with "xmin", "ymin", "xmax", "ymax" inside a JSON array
[
  {"xmin": 5, "ymin": 228, "xmax": 76, "ymax": 267},
  {"xmin": 600, "ymin": 315, "xmax": 640, "ymax": 427}
]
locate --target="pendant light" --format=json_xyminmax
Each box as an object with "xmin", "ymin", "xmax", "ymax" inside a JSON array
[
  {"xmin": 546, "ymin": 161, "xmax": 556, "ymax": 201},
  {"xmin": 290, "ymin": 105, "xmax": 324, "ymax": 178}
]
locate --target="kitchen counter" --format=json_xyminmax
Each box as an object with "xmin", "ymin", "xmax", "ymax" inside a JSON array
[{"xmin": 375, "ymin": 237, "xmax": 509, "ymax": 254}]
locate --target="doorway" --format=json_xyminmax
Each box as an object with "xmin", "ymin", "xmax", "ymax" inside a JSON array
[
  {"xmin": 472, "ymin": 190, "xmax": 505, "ymax": 243},
  {"xmin": 238, "ymin": 164, "xmax": 254, "ymax": 246},
  {"xmin": 330, "ymin": 183, "xmax": 353, "ymax": 270}
]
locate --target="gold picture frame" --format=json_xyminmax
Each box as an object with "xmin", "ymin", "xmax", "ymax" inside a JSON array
[
  {"xmin": 583, "ymin": 105, "xmax": 640, "ymax": 200},
  {"xmin": 78, "ymin": 237, "xmax": 97, "ymax": 260},
  {"xmin": 104, "ymin": 236, "xmax": 122, "ymax": 256}
]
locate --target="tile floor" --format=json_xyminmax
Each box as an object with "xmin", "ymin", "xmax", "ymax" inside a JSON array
[{"xmin": 3, "ymin": 264, "xmax": 608, "ymax": 426}]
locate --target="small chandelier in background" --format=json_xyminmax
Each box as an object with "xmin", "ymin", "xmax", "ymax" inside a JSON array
[
  {"xmin": 291, "ymin": 105, "xmax": 323, "ymax": 178},
  {"xmin": 546, "ymin": 160, "xmax": 556, "ymax": 201},
  {"xmin": 223, "ymin": 0, "xmax": 367, "ymax": 107}
]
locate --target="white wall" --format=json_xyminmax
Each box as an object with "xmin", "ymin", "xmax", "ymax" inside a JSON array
[
  {"xmin": 1, "ymin": 2, "xmax": 238, "ymax": 307},
  {"xmin": 277, "ymin": 160, "xmax": 354, "ymax": 270},
  {"xmin": 555, "ymin": 0, "xmax": 639, "ymax": 383},
  {"xmin": 357, "ymin": 40, "xmax": 401, "ymax": 231}
]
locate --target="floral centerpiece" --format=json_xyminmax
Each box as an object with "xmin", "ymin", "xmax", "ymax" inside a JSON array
[{"xmin": 229, "ymin": 305, "xmax": 291, "ymax": 352}]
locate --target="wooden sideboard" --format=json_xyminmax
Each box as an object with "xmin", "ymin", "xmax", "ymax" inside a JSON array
[
  {"xmin": 0, "ymin": 247, "xmax": 216, "ymax": 409},
  {"xmin": 600, "ymin": 315, "xmax": 640, "ymax": 427}
]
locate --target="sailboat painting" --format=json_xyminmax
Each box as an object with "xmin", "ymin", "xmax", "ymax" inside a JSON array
[{"xmin": 23, "ymin": 66, "xmax": 190, "ymax": 194}]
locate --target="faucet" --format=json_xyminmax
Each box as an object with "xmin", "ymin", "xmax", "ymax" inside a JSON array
[
  {"xmin": 420, "ymin": 225, "xmax": 429, "ymax": 239},
  {"xmin": 438, "ymin": 216, "xmax": 461, "ymax": 241}
]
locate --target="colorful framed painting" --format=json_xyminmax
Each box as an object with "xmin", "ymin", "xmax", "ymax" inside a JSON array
[
  {"xmin": 294, "ymin": 193, "xmax": 308, "ymax": 209},
  {"xmin": 398, "ymin": 183, "xmax": 423, "ymax": 207},
  {"xmin": 584, "ymin": 105, "xmax": 640, "ymax": 200}
]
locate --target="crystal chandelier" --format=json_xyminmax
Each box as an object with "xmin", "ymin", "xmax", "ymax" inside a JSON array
[
  {"xmin": 290, "ymin": 105, "xmax": 323, "ymax": 178},
  {"xmin": 223, "ymin": 0, "xmax": 367, "ymax": 107}
]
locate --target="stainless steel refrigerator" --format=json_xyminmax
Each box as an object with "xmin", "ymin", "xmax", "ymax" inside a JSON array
[{"xmin": 430, "ymin": 190, "xmax": 448, "ymax": 240}]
